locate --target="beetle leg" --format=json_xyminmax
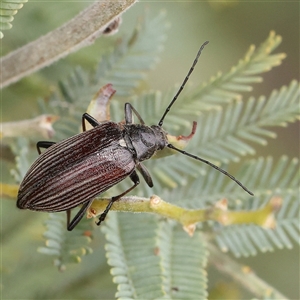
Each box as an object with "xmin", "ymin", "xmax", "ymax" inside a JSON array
[
  {"xmin": 67, "ymin": 209, "xmax": 71, "ymax": 227},
  {"xmin": 125, "ymin": 103, "xmax": 145, "ymax": 125},
  {"xmin": 36, "ymin": 141, "xmax": 56, "ymax": 154},
  {"xmin": 67, "ymin": 199, "xmax": 94, "ymax": 231},
  {"xmin": 82, "ymin": 113, "xmax": 100, "ymax": 131},
  {"xmin": 96, "ymin": 171, "xmax": 140, "ymax": 226},
  {"xmin": 136, "ymin": 163, "xmax": 153, "ymax": 187}
]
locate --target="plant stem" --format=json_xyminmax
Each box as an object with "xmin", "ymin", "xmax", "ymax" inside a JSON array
[
  {"xmin": 1, "ymin": 114, "xmax": 59, "ymax": 138},
  {"xmin": 206, "ymin": 241, "xmax": 289, "ymax": 299},
  {"xmin": 88, "ymin": 195, "xmax": 281, "ymax": 234},
  {"xmin": 0, "ymin": 0, "xmax": 137, "ymax": 89},
  {"xmin": 2, "ymin": 185, "xmax": 280, "ymax": 233},
  {"xmin": 0, "ymin": 183, "xmax": 282, "ymax": 235}
]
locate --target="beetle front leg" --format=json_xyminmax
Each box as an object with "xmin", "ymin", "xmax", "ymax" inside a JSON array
[
  {"xmin": 137, "ymin": 163, "xmax": 153, "ymax": 187},
  {"xmin": 36, "ymin": 141, "xmax": 56, "ymax": 155},
  {"xmin": 96, "ymin": 171, "xmax": 140, "ymax": 226},
  {"xmin": 124, "ymin": 103, "xmax": 145, "ymax": 125},
  {"xmin": 82, "ymin": 113, "xmax": 101, "ymax": 132}
]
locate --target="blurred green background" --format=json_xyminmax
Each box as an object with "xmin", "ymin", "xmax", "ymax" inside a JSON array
[{"xmin": 1, "ymin": 1, "xmax": 299, "ymax": 299}]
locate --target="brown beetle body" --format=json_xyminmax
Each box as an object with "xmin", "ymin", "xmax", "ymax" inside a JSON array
[
  {"xmin": 17, "ymin": 42, "xmax": 253, "ymax": 231},
  {"xmin": 18, "ymin": 122, "xmax": 135, "ymax": 212},
  {"xmin": 17, "ymin": 115, "xmax": 169, "ymax": 230}
]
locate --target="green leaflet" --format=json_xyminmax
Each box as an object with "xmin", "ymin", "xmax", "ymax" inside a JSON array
[
  {"xmin": 0, "ymin": 0, "xmax": 28, "ymax": 38},
  {"xmin": 102, "ymin": 213, "xmax": 166, "ymax": 300},
  {"xmin": 93, "ymin": 12, "xmax": 167, "ymax": 97},
  {"xmin": 10, "ymin": 137, "xmax": 32, "ymax": 182},
  {"xmin": 102, "ymin": 214, "xmax": 208, "ymax": 300},
  {"xmin": 173, "ymin": 31, "xmax": 286, "ymax": 114},
  {"xmin": 38, "ymin": 212, "xmax": 93, "ymax": 271},
  {"xmin": 156, "ymin": 221, "xmax": 208, "ymax": 299},
  {"xmin": 131, "ymin": 156, "xmax": 298, "ymax": 258},
  {"xmin": 213, "ymin": 156, "xmax": 299, "ymax": 257}
]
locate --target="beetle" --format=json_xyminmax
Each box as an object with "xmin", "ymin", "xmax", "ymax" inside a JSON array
[{"xmin": 17, "ymin": 41, "xmax": 253, "ymax": 231}]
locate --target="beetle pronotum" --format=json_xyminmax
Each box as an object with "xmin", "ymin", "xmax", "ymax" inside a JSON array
[{"xmin": 17, "ymin": 41, "xmax": 253, "ymax": 231}]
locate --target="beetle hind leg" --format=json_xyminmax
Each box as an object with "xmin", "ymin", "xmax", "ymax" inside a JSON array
[
  {"xmin": 96, "ymin": 171, "xmax": 140, "ymax": 226},
  {"xmin": 67, "ymin": 170, "xmax": 140, "ymax": 230},
  {"xmin": 67, "ymin": 199, "xmax": 93, "ymax": 231}
]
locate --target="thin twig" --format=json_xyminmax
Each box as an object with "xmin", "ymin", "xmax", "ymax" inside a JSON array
[
  {"xmin": 1, "ymin": 114, "xmax": 59, "ymax": 139},
  {"xmin": 87, "ymin": 195, "xmax": 280, "ymax": 235},
  {"xmin": 2, "ymin": 183, "xmax": 280, "ymax": 234},
  {"xmin": 2, "ymin": 185, "xmax": 280, "ymax": 234},
  {"xmin": 0, "ymin": 0, "xmax": 137, "ymax": 89},
  {"xmin": 206, "ymin": 241, "xmax": 289, "ymax": 299}
]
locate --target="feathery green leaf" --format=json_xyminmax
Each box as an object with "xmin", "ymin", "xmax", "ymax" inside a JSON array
[
  {"xmin": 0, "ymin": 0, "xmax": 28, "ymax": 38},
  {"xmin": 102, "ymin": 213, "xmax": 166, "ymax": 300},
  {"xmin": 38, "ymin": 212, "xmax": 93, "ymax": 271},
  {"xmin": 214, "ymin": 156, "xmax": 299, "ymax": 257},
  {"xmin": 94, "ymin": 12, "xmax": 167, "ymax": 97},
  {"xmin": 109, "ymin": 79, "xmax": 299, "ymax": 194},
  {"xmin": 156, "ymin": 221, "xmax": 208, "ymax": 299},
  {"xmin": 173, "ymin": 31, "xmax": 286, "ymax": 115},
  {"xmin": 37, "ymin": 11, "xmax": 168, "ymax": 141}
]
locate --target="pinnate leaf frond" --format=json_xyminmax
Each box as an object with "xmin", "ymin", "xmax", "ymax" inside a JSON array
[
  {"xmin": 0, "ymin": 0, "xmax": 28, "ymax": 39},
  {"xmin": 173, "ymin": 31, "xmax": 286, "ymax": 115}
]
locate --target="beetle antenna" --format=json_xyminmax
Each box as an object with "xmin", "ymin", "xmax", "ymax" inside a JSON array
[
  {"xmin": 158, "ymin": 41, "xmax": 209, "ymax": 127},
  {"xmin": 167, "ymin": 144, "xmax": 254, "ymax": 196}
]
